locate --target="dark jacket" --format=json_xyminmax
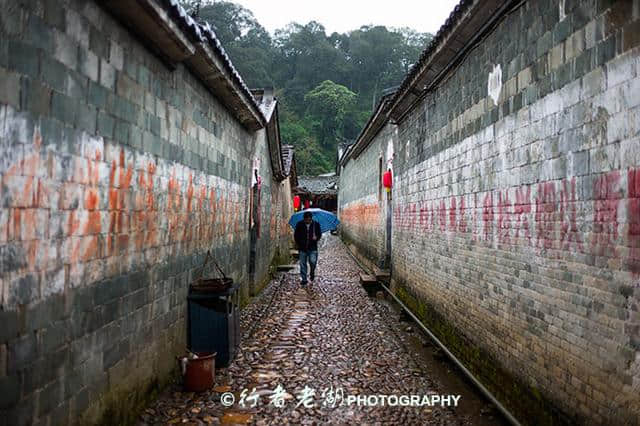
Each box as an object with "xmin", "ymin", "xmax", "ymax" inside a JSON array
[{"xmin": 294, "ymin": 220, "xmax": 322, "ymax": 252}]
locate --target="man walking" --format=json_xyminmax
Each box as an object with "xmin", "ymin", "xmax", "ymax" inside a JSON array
[{"xmin": 294, "ymin": 211, "xmax": 322, "ymax": 287}]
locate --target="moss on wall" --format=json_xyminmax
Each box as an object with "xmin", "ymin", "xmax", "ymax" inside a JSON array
[{"xmin": 392, "ymin": 279, "xmax": 578, "ymax": 426}]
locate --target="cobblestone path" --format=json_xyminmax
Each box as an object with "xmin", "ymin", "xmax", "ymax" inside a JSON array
[{"xmin": 139, "ymin": 236, "xmax": 475, "ymax": 425}]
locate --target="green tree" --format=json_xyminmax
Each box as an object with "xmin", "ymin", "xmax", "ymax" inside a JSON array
[
  {"xmin": 273, "ymin": 22, "xmax": 348, "ymax": 116},
  {"xmin": 184, "ymin": 1, "xmax": 276, "ymax": 87},
  {"xmin": 178, "ymin": 0, "xmax": 434, "ymax": 174},
  {"xmin": 304, "ymin": 80, "xmax": 356, "ymax": 149}
]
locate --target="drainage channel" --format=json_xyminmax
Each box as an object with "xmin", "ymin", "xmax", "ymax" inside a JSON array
[{"xmin": 344, "ymin": 246, "xmax": 521, "ymax": 426}]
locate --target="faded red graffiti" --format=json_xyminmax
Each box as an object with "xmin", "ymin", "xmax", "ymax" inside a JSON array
[
  {"xmin": 514, "ymin": 186, "xmax": 532, "ymax": 244},
  {"xmin": 458, "ymin": 196, "xmax": 468, "ymax": 234},
  {"xmin": 386, "ymin": 169, "xmax": 638, "ymax": 275},
  {"xmin": 342, "ymin": 203, "xmax": 382, "ymax": 230},
  {"xmin": 535, "ymin": 182, "xmax": 556, "ymax": 250},
  {"xmin": 628, "ymin": 169, "xmax": 640, "ymax": 274},
  {"xmin": 497, "ymin": 190, "xmax": 511, "ymax": 245},
  {"xmin": 449, "ymin": 197, "xmax": 457, "ymax": 232},
  {"xmin": 558, "ymin": 178, "xmax": 583, "ymax": 252},
  {"xmin": 106, "ymin": 149, "xmax": 133, "ymax": 257},
  {"xmin": 482, "ymin": 193, "xmax": 494, "ymax": 242},
  {"xmin": 439, "ymin": 200, "xmax": 446, "ymax": 232},
  {"xmin": 592, "ymin": 172, "xmax": 620, "ymax": 256},
  {"xmin": 419, "ymin": 201, "xmax": 430, "ymax": 231}
]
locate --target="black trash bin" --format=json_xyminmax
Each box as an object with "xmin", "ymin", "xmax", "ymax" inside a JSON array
[{"xmin": 187, "ymin": 283, "xmax": 240, "ymax": 367}]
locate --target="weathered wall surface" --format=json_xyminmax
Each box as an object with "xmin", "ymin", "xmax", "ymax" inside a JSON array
[
  {"xmin": 338, "ymin": 124, "xmax": 395, "ymax": 268},
  {"xmin": 0, "ymin": 1, "xmax": 288, "ymax": 424},
  {"xmin": 272, "ymin": 177, "xmax": 294, "ymax": 265},
  {"xmin": 250, "ymin": 133, "xmax": 293, "ymax": 295},
  {"xmin": 340, "ymin": 0, "xmax": 640, "ymax": 424}
]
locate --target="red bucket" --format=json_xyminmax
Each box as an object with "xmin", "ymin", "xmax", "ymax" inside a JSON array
[{"xmin": 179, "ymin": 352, "xmax": 216, "ymax": 392}]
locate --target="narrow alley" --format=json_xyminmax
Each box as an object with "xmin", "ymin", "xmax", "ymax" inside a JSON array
[
  {"xmin": 139, "ymin": 235, "xmax": 501, "ymax": 425},
  {"xmin": 2, "ymin": 1, "xmax": 638, "ymax": 424}
]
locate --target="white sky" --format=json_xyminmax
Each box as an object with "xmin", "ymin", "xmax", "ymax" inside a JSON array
[{"xmin": 231, "ymin": 0, "xmax": 461, "ymax": 35}]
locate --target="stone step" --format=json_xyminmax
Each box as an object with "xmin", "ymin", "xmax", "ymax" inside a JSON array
[
  {"xmin": 359, "ymin": 273, "xmax": 377, "ymax": 284},
  {"xmin": 373, "ymin": 266, "xmax": 390, "ymax": 281},
  {"xmin": 276, "ymin": 264, "xmax": 297, "ymax": 271}
]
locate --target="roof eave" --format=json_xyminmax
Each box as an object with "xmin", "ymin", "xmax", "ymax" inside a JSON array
[
  {"xmin": 100, "ymin": 0, "xmax": 265, "ymax": 131},
  {"xmin": 387, "ymin": 0, "xmax": 512, "ymax": 123}
]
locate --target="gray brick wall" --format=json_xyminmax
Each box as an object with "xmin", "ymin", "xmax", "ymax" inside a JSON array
[
  {"xmin": 0, "ymin": 1, "xmax": 289, "ymax": 424},
  {"xmin": 339, "ymin": 0, "xmax": 640, "ymax": 423},
  {"xmin": 338, "ymin": 124, "xmax": 396, "ymax": 267}
]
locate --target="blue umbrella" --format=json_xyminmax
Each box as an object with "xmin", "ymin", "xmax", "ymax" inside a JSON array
[{"xmin": 288, "ymin": 208, "xmax": 340, "ymax": 233}]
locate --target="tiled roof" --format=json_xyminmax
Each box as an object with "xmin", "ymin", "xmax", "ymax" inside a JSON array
[
  {"xmin": 252, "ymin": 89, "xmax": 277, "ymax": 122},
  {"xmin": 104, "ymin": 0, "xmax": 265, "ymax": 129},
  {"xmin": 163, "ymin": 0, "xmax": 260, "ymax": 115},
  {"xmin": 388, "ymin": 0, "xmax": 473, "ymax": 109},
  {"xmin": 387, "ymin": 0, "xmax": 511, "ymax": 122},
  {"xmin": 297, "ymin": 175, "xmax": 338, "ymax": 195},
  {"xmin": 281, "ymin": 145, "xmax": 294, "ymax": 176}
]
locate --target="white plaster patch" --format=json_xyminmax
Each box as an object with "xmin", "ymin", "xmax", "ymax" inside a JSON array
[
  {"xmin": 406, "ymin": 140, "xmax": 411, "ymax": 160},
  {"xmin": 559, "ymin": 0, "xmax": 566, "ymax": 21},
  {"xmin": 42, "ymin": 267, "xmax": 66, "ymax": 299},
  {"xmin": 79, "ymin": 132, "xmax": 104, "ymax": 160},
  {"xmin": 386, "ymin": 138, "xmax": 394, "ymax": 170},
  {"xmin": 251, "ymin": 157, "xmax": 261, "ymax": 185},
  {"xmin": 488, "ymin": 64, "xmax": 503, "ymax": 106}
]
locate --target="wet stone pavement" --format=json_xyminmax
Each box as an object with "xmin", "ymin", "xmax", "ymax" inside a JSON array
[{"xmin": 139, "ymin": 236, "xmax": 487, "ymax": 425}]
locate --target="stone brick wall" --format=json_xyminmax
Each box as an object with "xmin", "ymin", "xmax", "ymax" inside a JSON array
[
  {"xmin": 0, "ymin": 1, "xmax": 290, "ymax": 424},
  {"xmin": 250, "ymin": 132, "xmax": 294, "ymax": 295},
  {"xmin": 272, "ymin": 177, "xmax": 294, "ymax": 264},
  {"xmin": 338, "ymin": 124, "xmax": 395, "ymax": 268},
  {"xmin": 340, "ymin": 0, "xmax": 640, "ymax": 423}
]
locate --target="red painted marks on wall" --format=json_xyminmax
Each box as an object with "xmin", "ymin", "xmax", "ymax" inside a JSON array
[
  {"xmin": 393, "ymin": 204, "xmax": 405, "ymax": 230},
  {"xmin": 439, "ymin": 200, "xmax": 447, "ymax": 232},
  {"xmin": 183, "ymin": 174, "xmax": 195, "ymax": 242},
  {"xmin": 4, "ymin": 127, "xmax": 42, "ymax": 208},
  {"xmin": 628, "ymin": 169, "xmax": 640, "ymax": 274},
  {"xmin": 419, "ymin": 202, "xmax": 430, "ymax": 232},
  {"xmin": 186, "ymin": 174, "xmax": 194, "ymax": 213},
  {"xmin": 106, "ymin": 149, "xmax": 133, "ymax": 257},
  {"xmin": 167, "ymin": 170, "xmax": 182, "ymax": 242},
  {"xmin": 497, "ymin": 191, "xmax": 511, "ymax": 245},
  {"xmin": 409, "ymin": 203, "xmax": 417, "ymax": 230},
  {"xmin": 592, "ymin": 171, "xmax": 620, "ymax": 256},
  {"xmin": 514, "ymin": 186, "xmax": 532, "ymax": 244},
  {"xmin": 458, "ymin": 196, "xmax": 468, "ymax": 234},
  {"xmin": 535, "ymin": 182, "xmax": 556, "ymax": 250},
  {"xmin": 449, "ymin": 197, "xmax": 457, "ymax": 232},
  {"xmin": 558, "ymin": 178, "xmax": 583, "ymax": 252},
  {"xmin": 342, "ymin": 203, "xmax": 382, "ymax": 231},
  {"xmin": 2, "ymin": 123, "xmax": 269, "ymax": 295},
  {"xmin": 471, "ymin": 194, "xmax": 479, "ymax": 242},
  {"xmin": 66, "ymin": 148, "xmax": 104, "ymax": 265},
  {"xmin": 386, "ymin": 168, "xmax": 638, "ymax": 275},
  {"xmin": 134, "ymin": 162, "xmax": 157, "ymax": 250},
  {"xmin": 482, "ymin": 193, "xmax": 494, "ymax": 242},
  {"xmin": 83, "ymin": 150, "xmax": 102, "ymax": 236}
]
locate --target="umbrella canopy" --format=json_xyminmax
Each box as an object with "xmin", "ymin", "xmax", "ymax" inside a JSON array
[{"xmin": 288, "ymin": 208, "xmax": 340, "ymax": 233}]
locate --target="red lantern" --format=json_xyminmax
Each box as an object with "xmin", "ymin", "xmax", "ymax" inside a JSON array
[
  {"xmin": 293, "ymin": 195, "xmax": 301, "ymax": 211},
  {"xmin": 304, "ymin": 200, "xmax": 310, "ymax": 209},
  {"xmin": 383, "ymin": 169, "xmax": 393, "ymax": 192}
]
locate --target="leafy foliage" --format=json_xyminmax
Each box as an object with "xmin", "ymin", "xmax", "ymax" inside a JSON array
[
  {"xmin": 182, "ymin": 1, "xmax": 432, "ymax": 174},
  {"xmin": 304, "ymin": 80, "xmax": 357, "ymax": 148}
]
